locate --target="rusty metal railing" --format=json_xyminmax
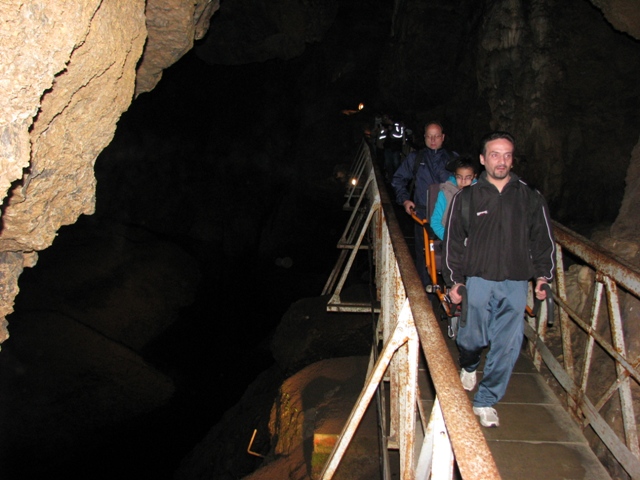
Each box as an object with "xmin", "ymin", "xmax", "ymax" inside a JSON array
[
  {"xmin": 320, "ymin": 140, "xmax": 501, "ymax": 479},
  {"xmin": 321, "ymin": 139, "xmax": 640, "ymax": 479},
  {"xmin": 526, "ymin": 222, "xmax": 640, "ymax": 479}
]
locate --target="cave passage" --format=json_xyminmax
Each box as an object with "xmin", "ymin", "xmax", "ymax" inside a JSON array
[{"xmin": 3, "ymin": 0, "xmax": 640, "ymax": 478}]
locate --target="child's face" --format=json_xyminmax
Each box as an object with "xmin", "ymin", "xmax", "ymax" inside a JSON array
[{"xmin": 455, "ymin": 167, "xmax": 476, "ymax": 188}]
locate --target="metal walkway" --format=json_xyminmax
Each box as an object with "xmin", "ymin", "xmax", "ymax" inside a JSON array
[
  {"xmin": 416, "ymin": 309, "xmax": 610, "ymax": 480},
  {"xmin": 318, "ymin": 140, "xmax": 640, "ymax": 480}
]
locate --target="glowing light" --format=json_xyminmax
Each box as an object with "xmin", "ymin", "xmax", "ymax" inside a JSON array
[
  {"xmin": 351, "ymin": 178, "xmax": 357, "ymax": 186},
  {"xmin": 358, "ymin": 103, "xmax": 364, "ymax": 110}
]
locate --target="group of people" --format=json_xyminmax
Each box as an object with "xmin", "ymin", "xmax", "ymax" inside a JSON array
[
  {"xmin": 372, "ymin": 114, "xmax": 415, "ymax": 180},
  {"xmin": 387, "ymin": 122, "xmax": 555, "ymax": 429}
]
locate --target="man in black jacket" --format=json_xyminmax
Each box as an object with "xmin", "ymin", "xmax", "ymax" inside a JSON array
[{"xmin": 444, "ymin": 131, "xmax": 555, "ymax": 428}]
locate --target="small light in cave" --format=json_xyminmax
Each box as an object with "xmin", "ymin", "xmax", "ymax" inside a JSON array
[
  {"xmin": 351, "ymin": 178, "xmax": 357, "ymax": 186},
  {"xmin": 341, "ymin": 103, "xmax": 364, "ymax": 116}
]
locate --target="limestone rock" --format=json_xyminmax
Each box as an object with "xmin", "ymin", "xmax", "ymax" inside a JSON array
[
  {"xmin": 135, "ymin": 0, "xmax": 220, "ymax": 96},
  {"xmin": 591, "ymin": 0, "xmax": 640, "ymax": 38},
  {"xmin": 195, "ymin": 0, "xmax": 339, "ymax": 65},
  {"xmin": 0, "ymin": 1, "xmax": 147, "ymax": 345},
  {"xmin": 0, "ymin": 309, "xmax": 175, "ymax": 474},
  {"xmin": 0, "ymin": 1, "xmax": 215, "ymax": 347},
  {"xmin": 270, "ymin": 293, "xmax": 373, "ymax": 377},
  {"xmin": 253, "ymin": 356, "xmax": 378, "ymax": 480},
  {"xmin": 611, "ymin": 135, "xmax": 640, "ymax": 243}
]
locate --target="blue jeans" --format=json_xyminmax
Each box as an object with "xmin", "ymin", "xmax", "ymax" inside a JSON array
[{"xmin": 457, "ymin": 277, "xmax": 528, "ymax": 407}]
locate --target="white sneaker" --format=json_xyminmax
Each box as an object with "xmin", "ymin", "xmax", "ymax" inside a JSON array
[
  {"xmin": 473, "ymin": 406, "xmax": 500, "ymax": 428},
  {"xmin": 460, "ymin": 369, "xmax": 477, "ymax": 391}
]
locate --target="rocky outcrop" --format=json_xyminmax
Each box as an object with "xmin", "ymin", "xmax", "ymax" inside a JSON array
[
  {"xmin": 270, "ymin": 294, "xmax": 374, "ymax": 377},
  {"xmin": 591, "ymin": 0, "xmax": 640, "ymax": 38},
  {"xmin": 612, "ymin": 136, "xmax": 640, "ymax": 242},
  {"xmin": 175, "ymin": 289, "xmax": 376, "ymax": 480},
  {"xmin": 0, "ymin": 1, "xmax": 216, "ymax": 346},
  {"xmin": 588, "ymin": 0, "xmax": 640, "ymax": 261},
  {"xmin": 0, "ymin": 1, "xmax": 146, "ymax": 346},
  {"xmin": 0, "ymin": 4, "xmax": 217, "ymax": 474},
  {"xmin": 474, "ymin": 0, "xmax": 640, "ymax": 226},
  {"xmin": 194, "ymin": 0, "xmax": 339, "ymax": 65},
  {"xmin": 135, "ymin": 0, "xmax": 220, "ymax": 96}
]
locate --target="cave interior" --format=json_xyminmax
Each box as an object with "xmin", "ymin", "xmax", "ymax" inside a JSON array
[{"xmin": 1, "ymin": 0, "xmax": 640, "ymax": 479}]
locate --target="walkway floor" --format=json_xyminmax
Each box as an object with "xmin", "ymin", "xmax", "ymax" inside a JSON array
[
  {"xmin": 386, "ymin": 190, "xmax": 611, "ymax": 478},
  {"xmin": 325, "ymin": 195, "xmax": 611, "ymax": 478},
  {"xmin": 417, "ymin": 314, "xmax": 612, "ymax": 479},
  {"xmin": 312, "ymin": 297, "xmax": 612, "ymax": 478}
]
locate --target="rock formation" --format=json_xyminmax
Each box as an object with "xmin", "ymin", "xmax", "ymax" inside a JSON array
[
  {"xmin": 135, "ymin": 0, "xmax": 220, "ymax": 96},
  {"xmin": 0, "ymin": 0, "xmax": 218, "ymax": 346}
]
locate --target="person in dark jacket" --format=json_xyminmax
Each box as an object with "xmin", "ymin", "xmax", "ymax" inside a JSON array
[
  {"xmin": 391, "ymin": 122, "xmax": 454, "ymax": 286},
  {"xmin": 443, "ymin": 131, "xmax": 555, "ymax": 428},
  {"xmin": 383, "ymin": 118, "xmax": 406, "ymax": 179}
]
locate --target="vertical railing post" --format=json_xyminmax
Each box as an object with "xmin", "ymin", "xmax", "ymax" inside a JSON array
[{"xmin": 603, "ymin": 276, "xmax": 640, "ymax": 457}]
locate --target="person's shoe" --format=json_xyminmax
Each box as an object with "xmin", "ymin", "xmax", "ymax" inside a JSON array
[
  {"xmin": 460, "ymin": 369, "xmax": 477, "ymax": 391},
  {"xmin": 473, "ymin": 406, "xmax": 500, "ymax": 428}
]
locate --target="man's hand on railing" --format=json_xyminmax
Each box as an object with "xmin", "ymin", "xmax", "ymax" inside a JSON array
[
  {"xmin": 531, "ymin": 282, "xmax": 554, "ymax": 326},
  {"xmin": 403, "ymin": 199, "xmax": 415, "ymax": 215},
  {"xmin": 535, "ymin": 277, "xmax": 549, "ymax": 300}
]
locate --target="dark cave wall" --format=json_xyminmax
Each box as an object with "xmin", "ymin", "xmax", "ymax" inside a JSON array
[
  {"xmin": 377, "ymin": 0, "xmax": 484, "ymax": 121},
  {"xmin": 372, "ymin": 0, "xmax": 640, "ymax": 227},
  {"xmin": 476, "ymin": 0, "xmax": 640, "ymax": 226},
  {"xmin": 189, "ymin": 0, "xmax": 640, "ymax": 231}
]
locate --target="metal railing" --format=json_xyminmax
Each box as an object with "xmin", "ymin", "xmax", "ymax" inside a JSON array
[
  {"xmin": 320, "ymin": 139, "xmax": 640, "ymax": 479},
  {"xmin": 526, "ymin": 222, "xmax": 640, "ymax": 479},
  {"xmin": 321, "ymin": 140, "xmax": 500, "ymax": 479}
]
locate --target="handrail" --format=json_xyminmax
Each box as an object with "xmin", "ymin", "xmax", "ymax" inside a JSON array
[
  {"xmin": 528, "ymin": 221, "xmax": 640, "ymax": 479},
  {"xmin": 320, "ymin": 139, "xmax": 500, "ymax": 479},
  {"xmin": 380, "ymin": 177, "xmax": 500, "ymax": 479},
  {"xmin": 322, "ymin": 138, "xmax": 640, "ymax": 479}
]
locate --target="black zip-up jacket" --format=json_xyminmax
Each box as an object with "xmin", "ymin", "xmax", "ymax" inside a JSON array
[{"xmin": 443, "ymin": 172, "xmax": 555, "ymax": 286}]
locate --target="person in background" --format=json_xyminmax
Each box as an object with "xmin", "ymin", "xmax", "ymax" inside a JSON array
[
  {"xmin": 383, "ymin": 117, "xmax": 406, "ymax": 180},
  {"xmin": 430, "ymin": 155, "xmax": 479, "ymax": 241},
  {"xmin": 444, "ymin": 131, "xmax": 555, "ymax": 428},
  {"xmin": 391, "ymin": 121, "xmax": 455, "ymax": 286},
  {"xmin": 375, "ymin": 114, "xmax": 392, "ymax": 170}
]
